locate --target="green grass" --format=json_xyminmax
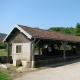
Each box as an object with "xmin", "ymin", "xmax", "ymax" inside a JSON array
[
  {"xmin": 0, "ymin": 49, "xmax": 12, "ymax": 56},
  {"xmin": 0, "ymin": 70, "xmax": 10, "ymax": 80},
  {"xmin": 0, "ymin": 49, "xmax": 7, "ymax": 56}
]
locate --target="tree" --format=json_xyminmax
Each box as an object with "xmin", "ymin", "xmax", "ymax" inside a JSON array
[
  {"xmin": 48, "ymin": 27, "xmax": 76, "ymax": 35},
  {"xmin": 76, "ymin": 23, "xmax": 80, "ymax": 36},
  {"xmin": 0, "ymin": 42, "xmax": 7, "ymax": 49},
  {"xmin": 49, "ymin": 27, "xmax": 64, "ymax": 32}
]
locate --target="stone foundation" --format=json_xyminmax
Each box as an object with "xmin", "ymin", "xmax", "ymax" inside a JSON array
[
  {"xmin": 35, "ymin": 55, "xmax": 80, "ymax": 67},
  {"xmin": 21, "ymin": 60, "xmax": 30, "ymax": 67},
  {"xmin": 13, "ymin": 59, "xmax": 30, "ymax": 67},
  {"xmin": 13, "ymin": 60, "xmax": 21, "ymax": 66}
]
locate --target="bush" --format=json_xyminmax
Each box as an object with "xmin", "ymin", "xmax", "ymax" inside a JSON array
[{"xmin": 0, "ymin": 42, "xmax": 7, "ymax": 49}]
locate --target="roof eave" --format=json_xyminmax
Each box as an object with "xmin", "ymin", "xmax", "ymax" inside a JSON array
[
  {"xmin": 16, "ymin": 25, "xmax": 32, "ymax": 39},
  {"xmin": 3, "ymin": 24, "xmax": 32, "ymax": 42},
  {"xmin": 32, "ymin": 36, "xmax": 80, "ymax": 43}
]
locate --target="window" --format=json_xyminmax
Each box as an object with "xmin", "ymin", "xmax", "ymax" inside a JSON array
[{"xmin": 16, "ymin": 45, "xmax": 21, "ymax": 53}]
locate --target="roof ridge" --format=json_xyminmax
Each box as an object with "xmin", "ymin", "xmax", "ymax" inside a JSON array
[{"xmin": 18, "ymin": 24, "xmax": 47, "ymax": 31}]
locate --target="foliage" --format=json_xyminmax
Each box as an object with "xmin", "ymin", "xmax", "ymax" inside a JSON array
[
  {"xmin": 0, "ymin": 42, "xmax": 7, "ymax": 49},
  {"xmin": 76, "ymin": 23, "xmax": 80, "ymax": 36},
  {"xmin": 48, "ymin": 27, "xmax": 76, "ymax": 35}
]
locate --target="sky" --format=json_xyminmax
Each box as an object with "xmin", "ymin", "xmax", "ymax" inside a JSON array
[{"xmin": 0, "ymin": 0, "xmax": 80, "ymax": 34}]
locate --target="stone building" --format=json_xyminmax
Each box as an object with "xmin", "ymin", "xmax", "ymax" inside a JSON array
[{"xmin": 3, "ymin": 24, "xmax": 80, "ymax": 68}]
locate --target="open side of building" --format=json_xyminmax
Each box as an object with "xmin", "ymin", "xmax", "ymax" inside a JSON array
[{"xmin": 3, "ymin": 24, "xmax": 80, "ymax": 68}]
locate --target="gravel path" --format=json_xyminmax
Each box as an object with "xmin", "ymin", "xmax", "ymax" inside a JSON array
[{"xmin": 15, "ymin": 61, "xmax": 80, "ymax": 80}]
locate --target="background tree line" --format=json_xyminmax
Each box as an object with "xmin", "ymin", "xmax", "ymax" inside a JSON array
[
  {"xmin": 48, "ymin": 23, "xmax": 80, "ymax": 36},
  {"xmin": 0, "ymin": 33, "xmax": 7, "ymax": 49}
]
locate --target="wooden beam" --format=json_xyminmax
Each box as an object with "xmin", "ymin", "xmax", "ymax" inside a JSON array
[
  {"xmin": 35, "ymin": 40, "xmax": 40, "ymax": 47},
  {"xmin": 7, "ymin": 42, "xmax": 10, "ymax": 63},
  {"xmin": 38, "ymin": 46, "xmax": 40, "ymax": 56},
  {"xmin": 61, "ymin": 42, "xmax": 68, "ymax": 59},
  {"xmin": 31, "ymin": 40, "xmax": 35, "ymax": 68}
]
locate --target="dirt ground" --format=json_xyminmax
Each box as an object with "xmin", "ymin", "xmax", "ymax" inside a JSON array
[
  {"xmin": 15, "ymin": 60, "xmax": 80, "ymax": 80},
  {"xmin": 1, "ymin": 60, "xmax": 80, "ymax": 80},
  {"xmin": 0, "ymin": 63, "xmax": 38, "ymax": 80}
]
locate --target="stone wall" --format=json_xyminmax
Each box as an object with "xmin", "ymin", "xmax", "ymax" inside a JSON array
[
  {"xmin": 12, "ymin": 42, "xmax": 31, "ymax": 67},
  {"xmin": 35, "ymin": 55, "xmax": 80, "ymax": 67},
  {"xmin": 12, "ymin": 43, "xmax": 30, "ymax": 60},
  {"xmin": 0, "ymin": 56, "xmax": 12, "ymax": 63}
]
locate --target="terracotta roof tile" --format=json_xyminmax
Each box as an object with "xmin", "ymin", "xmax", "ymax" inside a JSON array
[{"xmin": 18, "ymin": 25, "xmax": 80, "ymax": 43}]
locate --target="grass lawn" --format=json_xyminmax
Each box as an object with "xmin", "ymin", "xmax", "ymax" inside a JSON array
[
  {"xmin": 0, "ymin": 64, "xmax": 19, "ymax": 80},
  {"xmin": 0, "ymin": 70, "xmax": 10, "ymax": 80},
  {"xmin": 0, "ymin": 49, "xmax": 12, "ymax": 56},
  {"xmin": 0, "ymin": 49, "xmax": 7, "ymax": 56}
]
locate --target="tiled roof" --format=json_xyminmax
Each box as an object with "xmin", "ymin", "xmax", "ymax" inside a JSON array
[{"xmin": 18, "ymin": 25, "xmax": 80, "ymax": 42}]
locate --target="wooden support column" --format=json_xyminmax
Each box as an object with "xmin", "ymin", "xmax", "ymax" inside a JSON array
[
  {"xmin": 31, "ymin": 39, "xmax": 40, "ymax": 67},
  {"xmin": 31, "ymin": 40, "xmax": 35, "ymax": 68},
  {"xmin": 57, "ymin": 45, "xmax": 61, "ymax": 54},
  {"xmin": 71, "ymin": 45, "xmax": 73, "ymax": 54},
  {"xmin": 57, "ymin": 45, "xmax": 60, "ymax": 50},
  {"xmin": 63, "ymin": 44, "xmax": 66, "ymax": 59},
  {"xmin": 35, "ymin": 40, "xmax": 40, "ymax": 57},
  {"xmin": 7, "ymin": 42, "xmax": 10, "ymax": 63},
  {"xmin": 61, "ymin": 42, "xmax": 67, "ymax": 59},
  {"xmin": 38, "ymin": 46, "xmax": 40, "ymax": 56}
]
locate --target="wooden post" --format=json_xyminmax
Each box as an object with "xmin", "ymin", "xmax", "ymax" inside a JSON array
[
  {"xmin": 57, "ymin": 44, "xmax": 60, "ymax": 50},
  {"xmin": 31, "ymin": 39, "xmax": 40, "ymax": 68},
  {"xmin": 31, "ymin": 40, "xmax": 35, "ymax": 68},
  {"xmin": 63, "ymin": 44, "xmax": 66, "ymax": 59},
  {"xmin": 7, "ymin": 42, "xmax": 10, "ymax": 63},
  {"xmin": 71, "ymin": 45, "xmax": 73, "ymax": 54},
  {"xmin": 61, "ymin": 42, "xmax": 67, "ymax": 59},
  {"xmin": 57, "ymin": 45, "xmax": 60, "ymax": 54},
  {"xmin": 38, "ymin": 46, "xmax": 40, "ymax": 56}
]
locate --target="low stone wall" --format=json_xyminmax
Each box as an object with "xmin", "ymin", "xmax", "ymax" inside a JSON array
[
  {"xmin": 0, "ymin": 56, "xmax": 13, "ymax": 63},
  {"xmin": 35, "ymin": 55, "xmax": 80, "ymax": 67},
  {"xmin": 35, "ymin": 58, "xmax": 64, "ymax": 67}
]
